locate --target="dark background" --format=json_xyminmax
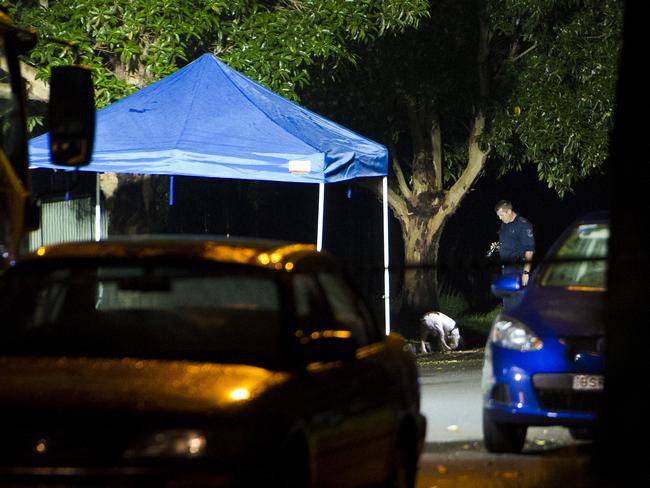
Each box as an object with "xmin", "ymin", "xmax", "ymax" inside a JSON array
[{"xmin": 31, "ymin": 159, "xmax": 611, "ymax": 332}]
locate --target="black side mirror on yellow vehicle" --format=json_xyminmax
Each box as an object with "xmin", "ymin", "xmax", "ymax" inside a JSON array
[{"xmin": 48, "ymin": 66, "xmax": 94, "ymax": 167}]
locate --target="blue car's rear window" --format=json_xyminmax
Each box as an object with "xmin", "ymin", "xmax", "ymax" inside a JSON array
[{"xmin": 540, "ymin": 223, "xmax": 609, "ymax": 289}]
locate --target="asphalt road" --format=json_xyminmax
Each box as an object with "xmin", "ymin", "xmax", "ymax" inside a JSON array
[
  {"xmin": 419, "ymin": 350, "xmax": 484, "ymax": 443},
  {"xmin": 415, "ymin": 348, "xmax": 602, "ymax": 487}
]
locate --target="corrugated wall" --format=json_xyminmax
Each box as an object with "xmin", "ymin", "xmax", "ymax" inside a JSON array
[{"xmin": 29, "ymin": 197, "xmax": 109, "ymax": 251}]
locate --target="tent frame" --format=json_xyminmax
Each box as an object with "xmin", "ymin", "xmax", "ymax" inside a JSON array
[
  {"xmin": 315, "ymin": 177, "xmax": 391, "ymax": 334},
  {"xmin": 30, "ymin": 53, "xmax": 392, "ymax": 332}
]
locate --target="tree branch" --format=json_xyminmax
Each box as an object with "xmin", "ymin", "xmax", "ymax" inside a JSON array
[
  {"xmin": 407, "ymin": 98, "xmax": 436, "ymax": 196},
  {"xmin": 445, "ymin": 113, "xmax": 488, "ymax": 219},
  {"xmin": 511, "ymin": 42, "xmax": 538, "ymax": 63},
  {"xmin": 388, "ymin": 140, "xmax": 412, "ymax": 199},
  {"xmin": 406, "ymin": 96, "xmax": 424, "ymax": 158},
  {"xmin": 430, "ymin": 114, "xmax": 442, "ymax": 192},
  {"xmin": 440, "ymin": 11, "xmax": 490, "ymax": 213},
  {"xmin": 355, "ymin": 174, "xmax": 410, "ymax": 225},
  {"xmin": 22, "ymin": 61, "xmax": 49, "ymax": 101},
  {"xmin": 387, "ymin": 184, "xmax": 410, "ymax": 223},
  {"xmin": 0, "ymin": 59, "xmax": 50, "ymax": 101}
]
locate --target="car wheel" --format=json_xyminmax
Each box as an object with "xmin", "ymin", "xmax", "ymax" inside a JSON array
[
  {"xmin": 483, "ymin": 410, "xmax": 527, "ymax": 453},
  {"xmin": 384, "ymin": 430, "xmax": 417, "ymax": 488}
]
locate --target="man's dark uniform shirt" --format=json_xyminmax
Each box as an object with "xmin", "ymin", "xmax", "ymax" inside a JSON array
[{"xmin": 499, "ymin": 215, "xmax": 535, "ymax": 266}]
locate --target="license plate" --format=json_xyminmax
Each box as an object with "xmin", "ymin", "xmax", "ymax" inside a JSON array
[{"xmin": 572, "ymin": 374, "xmax": 604, "ymax": 391}]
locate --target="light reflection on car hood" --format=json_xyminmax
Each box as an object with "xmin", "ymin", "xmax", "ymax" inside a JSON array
[
  {"xmin": 0, "ymin": 356, "xmax": 290, "ymax": 413},
  {"xmin": 513, "ymin": 286, "xmax": 605, "ymax": 337}
]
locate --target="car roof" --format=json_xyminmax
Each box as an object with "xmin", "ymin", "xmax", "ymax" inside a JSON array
[
  {"xmin": 575, "ymin": 210, "xmax": 609, "ymax": 224},
  {"xmin": 17, "ymin": 235, "xmax": 334, "ymax": 273},
  {"xmin": 543, "ymin": 210, "xmax": 610, "ymax": 261}
]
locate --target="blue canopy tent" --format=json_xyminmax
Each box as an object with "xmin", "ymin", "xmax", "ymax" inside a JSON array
[{"xmin": 29, "ymin": 53, "xmax": 392, "ymax": 332}]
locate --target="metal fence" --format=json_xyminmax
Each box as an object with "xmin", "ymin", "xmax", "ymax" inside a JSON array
[{"xmin": 28, "ymin": 197, "xmax": 108, "ymax": 251}]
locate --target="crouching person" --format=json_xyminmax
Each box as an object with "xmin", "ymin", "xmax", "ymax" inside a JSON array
[{"xmin": 420, "ymin": 311, "xmax": 462, "ymax": 352}]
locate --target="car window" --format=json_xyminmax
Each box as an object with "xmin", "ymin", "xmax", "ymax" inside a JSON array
[
  {"xmin": 540, "ymin": 223, "xmax": 609, "ymax": 289},
  {"xmin": 95, "ymin": 266, "xmax": 279, "ymax": 311},
  {"xmin": 293, "ymin": 273, "xmax": 334, "ymax": 333},
  {"xmin": 0, "ymin": 263, "xmax": 283, "ymax": 365},
  {"xmin": 316, "ymin": 272, "xmax": 371, "ymax": 346}
]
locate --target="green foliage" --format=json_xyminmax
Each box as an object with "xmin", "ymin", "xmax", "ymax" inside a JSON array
[
  {"xmin": 299, "ymin": 1, "xmax": 482, "ymax": 180},
  {"xmin": 459, "ymin": 307, "xmax": 500, "ymax": 336},
  {"xmin": 10, "ymin": 0, "xmax": 428, "ymax": 107},
  {"xmin": 302, "ymin": 0, "xmax": 621, "ymax": 199},
  {"xmin": 10, "ymin": 0, "xmax": 621, "ymax": 199},
  {"xmin": 11, "ymin": 0, "xmax": 239, "ymax": 107},
  {"xmin": 485, "ymin": 0, "xmax": 622, "ymax": 196},
  {"xmin": 26, "ymin": 115, "xmax": 43, "ymax": 132},
  {"xmin": 438, "ymin": 287, "xmax": 469, "ymax": 319},
  {"xmin": 225, "ymin": 0, "xmax": 429, "ymax": 100},
  {"xmin": 438, "ymin": 288, "xmax": 499, "ymax": 336}
]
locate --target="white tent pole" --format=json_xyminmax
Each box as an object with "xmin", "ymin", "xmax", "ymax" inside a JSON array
[
  {"xmin": 382, "ymin": 176, "xmax": 391, "ymax": 334},
  {"xmin": 316, "ymin": 183, "xmax": 325, "ymax": 251},
  {"xmin": 94, "ymin": 173, "xmax": 102, "ymax": 241}
]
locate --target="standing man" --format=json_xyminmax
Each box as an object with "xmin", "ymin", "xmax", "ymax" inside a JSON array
[{"xmin": 493, "ymin": 200, "xmax": 535, "ymax": 309}]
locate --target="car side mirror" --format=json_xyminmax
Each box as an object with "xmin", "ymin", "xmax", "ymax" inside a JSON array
[
  {"xmin": 48, "ymin": 66, "xmax": 95, "ymax": 167},
  {"xmin": 300, "ymin": 334, "xmax": 357, "ymax": 363},
  {"xmin": 491, "ymin": 273, "xmax": 522, "ymax": 297}
]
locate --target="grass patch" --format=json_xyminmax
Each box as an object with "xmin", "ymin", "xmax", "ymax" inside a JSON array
[
  {"xmin": 438, "ymin": 288, "xmax": 469, "ymax": 320},
  {"xmin": 459, "ymin": 307, "xmax": 500, "ymax": 336},
  {"xmin": 437, "ymin": 288, "xmax": 500, "ymax": 346}
]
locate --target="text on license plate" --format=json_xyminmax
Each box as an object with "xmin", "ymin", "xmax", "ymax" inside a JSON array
[{"xmin": 572, "ymin": 374, "xmax": 604, "ymax": 391}]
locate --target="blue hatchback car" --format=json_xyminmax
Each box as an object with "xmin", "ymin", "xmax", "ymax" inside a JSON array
[{"xmin": 482, "ymin": 211, "xmax": 608, "ymax": 453}]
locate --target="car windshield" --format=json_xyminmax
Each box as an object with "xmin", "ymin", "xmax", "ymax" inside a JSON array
[
  {"xmin": 540, "ymin": 223, "xmax": 609, "ymax": 289},
  {"xmin": 0, "ymin": 262, "xmax": 283, "ymax": 365}
]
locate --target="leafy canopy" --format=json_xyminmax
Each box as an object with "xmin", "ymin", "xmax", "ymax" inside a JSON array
[
  {"xmin": 11, "ymin": 0, "xmax": 621, "ymax": 198},
  {"xmin": 302, "ymin": 0, "xmax": 622, "ymax": 197},
  {"xmin": 486, "ymin": 0, "xmax": 622, "ymax": 196},
  {"xmin": 11, "ymin": 0, "xmax": 429, "ymax": 107}
]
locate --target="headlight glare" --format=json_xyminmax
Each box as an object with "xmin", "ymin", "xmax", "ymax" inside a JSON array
[
  {"xmin": 490, "ymin": 317, "xmax": 543, "ymax": 352},
  {"xmin": 124, "ymin": 429, "xmax": 207, "ymax": 459}
]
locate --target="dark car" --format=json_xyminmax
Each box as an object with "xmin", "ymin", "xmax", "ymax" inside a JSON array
[
  {"xmin": 482, "ymin": 212, "xmax": 608, "ymax": 453},
  {"xmin": 0, "ymin": 236, "xmax": 425, "ymax": 487}
]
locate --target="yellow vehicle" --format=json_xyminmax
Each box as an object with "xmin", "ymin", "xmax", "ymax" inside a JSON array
[{"xmin": 0, "ymin": 9, "xmax": 94, "ymax": 265}]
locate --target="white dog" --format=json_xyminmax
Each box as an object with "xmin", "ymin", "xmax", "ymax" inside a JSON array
[{"xmin": 420, "ymin": 311, "xmax": 461, "ymax": 352}]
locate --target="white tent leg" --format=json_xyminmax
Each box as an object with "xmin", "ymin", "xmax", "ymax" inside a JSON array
[
  {"xmin": 383, "ymin": 176, "xmax": 391, "ymax": 334},
  {"xmin": 95, "ymin": 173, "xmax": 102, "ymax": 241},
  {"xmin": 317, "ymin": 182, "xmax": 325, "ymax": 252}
]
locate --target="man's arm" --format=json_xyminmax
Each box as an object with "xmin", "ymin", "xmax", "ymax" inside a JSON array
[{"xmin": 522, "ymin": 250, "xmax": 534, "ymax": 286}]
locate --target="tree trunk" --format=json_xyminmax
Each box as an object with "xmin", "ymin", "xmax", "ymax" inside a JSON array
[
  {"xmin": 401, "ymin": 214, "xmax": 444, "ymax": 310},
  {"xmin": 101, "ymin": 174, "xmax": 169, "ymax": 235},
  {"xmin": 384, "ymin": 109, "xmax": 489, "ymax": 336},
  {"xmin": 388, "ymin": 190, "xmax": 452, "ymax": 338}
]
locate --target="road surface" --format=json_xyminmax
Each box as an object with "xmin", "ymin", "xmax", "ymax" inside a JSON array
[{"xmin": 415, "ymin": 349, "xmax": 601, "ymax": 487}]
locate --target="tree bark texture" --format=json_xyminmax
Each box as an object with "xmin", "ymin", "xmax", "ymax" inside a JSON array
[
  {"xmin": 401, "ymin": 214, "xmax": 443, "ymax": 312},
  {"xmin": 386, "ymin": 110, "xmax": 488, "ymax": 329},
  {"xmin": 101, "ymin": 174, "xmax": 169, "ymax": 235}
]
